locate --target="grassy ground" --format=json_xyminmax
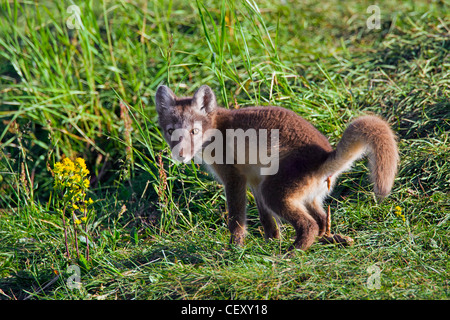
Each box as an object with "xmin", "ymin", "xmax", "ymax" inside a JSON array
[{"xmin": 0, "ymin": 0, "xmax": 449, "ymax": 300}]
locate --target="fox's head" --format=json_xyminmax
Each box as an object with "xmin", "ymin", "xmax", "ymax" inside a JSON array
[{"xmin": 155, "ymin": 85, "xmax": 217, "ymax": 163}]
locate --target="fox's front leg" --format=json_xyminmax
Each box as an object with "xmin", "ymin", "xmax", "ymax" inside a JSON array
[
  {"xmin": 225, "ymin": 178, "xmax": 247, "ymax": 245},
  {"xmin": 218, "ymin": 166, "xmax": 247, "ymax": 246}
]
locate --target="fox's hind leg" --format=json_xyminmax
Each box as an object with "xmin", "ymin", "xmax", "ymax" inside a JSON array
[
  {"xmin": 260, "ymin": 165, "xmax": 331, "ymax": 250},
  {"xmin": 282, "ymin": 203, "xmax": 319, "ymax": 251},
  {"xmin": 305, "ymin": 198, "xmax": 328, "ymax": 238},
  {"xmin": 251, "ymin": 187, "xmax": 279, "ymax": 240},
  {"xmin": 261, "ymin": 184, "xmax": 319, "ymax": 250}
]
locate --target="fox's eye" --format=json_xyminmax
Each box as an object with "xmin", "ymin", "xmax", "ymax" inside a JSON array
[
  {"xmin": 191, "ymin": 128, "xmax": 199, "ymax": 135},
  {"xmin": 167, "ymin": 129, "xmax": 174, "ymax": 135}
]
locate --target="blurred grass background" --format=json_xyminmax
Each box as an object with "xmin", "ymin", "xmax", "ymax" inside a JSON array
[{"xmin": 0, "ymin": 0, "xmax": 449, "ymax": 299}]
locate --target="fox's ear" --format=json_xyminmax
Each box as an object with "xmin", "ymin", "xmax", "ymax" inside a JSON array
[
  {"xmin": 192, "ymin": 85, "xmax": 216, "ymax": 114},
  {"xmin": 155, "ymin": 85, "xmax": 176, "ymax": 113}
]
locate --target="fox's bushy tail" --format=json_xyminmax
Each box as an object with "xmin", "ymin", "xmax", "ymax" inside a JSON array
[{"xmin": 320, "ymin": 115, "xmax": 399, "ymax": 198}]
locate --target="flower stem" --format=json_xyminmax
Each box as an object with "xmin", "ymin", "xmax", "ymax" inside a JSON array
[
  {"xmin": 62, "ymin": 206, "xmax": 70, "ymax": 259},
  {"xmin": 72, "ymin": 211, "xmax": 80, "ymax": 259},
  {"xmin": 84, "ymin": 209, "xmax": 89, "ymax": 261}
]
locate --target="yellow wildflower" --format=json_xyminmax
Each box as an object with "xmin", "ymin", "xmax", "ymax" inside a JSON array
[
  {"xmin": 71, "ymin": 174, "xmax": 82, "ymax": 184},
  {"xmin": 53, "ymin": 157, "xmax": 92, "ymax": 213},
  {"xmin": 62, "ymin": 158, "xmax": 75, "ymax": 175},
  {"xmin": 52, "ymin": 156, "xmax": 95, "ymax": 260},
  {"xmin": 53, "ymin": 162, "xmax": 64, "ymax": 175},
  {"xmin": 76, "ymin": 158, "xmax": 90, "ymax": 174},
  {"xmin": 394, "ymin": 206, "xmax": 406, "ymax": 223},
  {"xmin": 75, "ymin": 157, "xmax": 86, "ymax": 168}
]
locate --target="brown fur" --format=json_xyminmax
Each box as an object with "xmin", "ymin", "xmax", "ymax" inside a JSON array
[{"xmin": 155, "ymin": 85, "xmax": 399, "ymax": 250}]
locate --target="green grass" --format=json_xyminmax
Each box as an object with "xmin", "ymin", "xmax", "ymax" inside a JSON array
[{"xmin": 0, "ymin": 0, "xmax": 449, "ymax": 300}]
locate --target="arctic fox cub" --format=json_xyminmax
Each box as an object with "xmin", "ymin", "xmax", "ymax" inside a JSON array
[{"xmin": 155, "ymin": 85, "xmax": 398, "ymax": 250}]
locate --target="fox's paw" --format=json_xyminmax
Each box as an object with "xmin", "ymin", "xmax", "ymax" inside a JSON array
[
  {"xmin": 319, "ymin": 233, "xmax": 354, "ymax": 246},
  {"xmin": 229, "ymin": 233, "xmax": 245, "ymax": 247}
]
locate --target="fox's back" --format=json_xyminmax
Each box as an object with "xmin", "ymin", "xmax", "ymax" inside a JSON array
[{"xmin": 216, "ymin": 106, "xmax": 333, "ymax": 157}]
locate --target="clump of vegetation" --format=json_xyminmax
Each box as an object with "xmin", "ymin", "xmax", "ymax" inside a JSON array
[{"xmin": 52, "ymin": 157, "xmax": 94, "ymax": 261}]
